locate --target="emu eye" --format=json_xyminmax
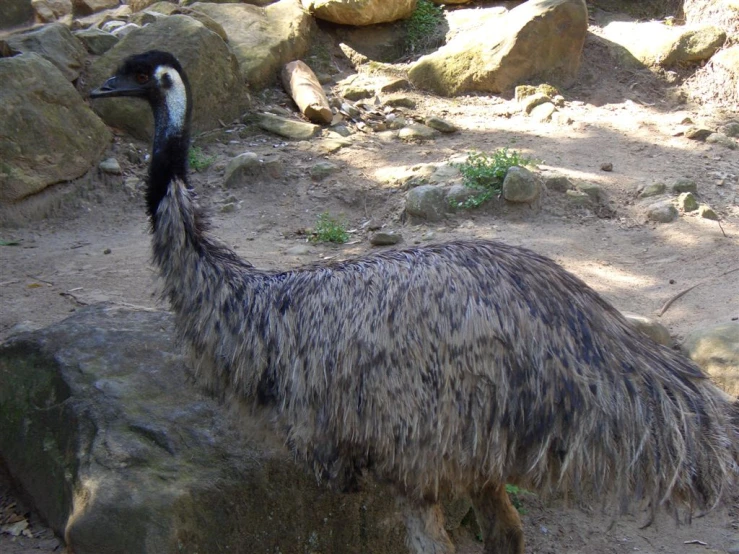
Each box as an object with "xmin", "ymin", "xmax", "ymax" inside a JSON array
[{"xmin": 135, "ymin": 73, "xmax": 149, "ymax": 85}]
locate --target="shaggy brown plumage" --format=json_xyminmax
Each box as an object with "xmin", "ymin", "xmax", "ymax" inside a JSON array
[{"xmin": 92, "ymin": 51, "xmax": 738, "ymax": 554}]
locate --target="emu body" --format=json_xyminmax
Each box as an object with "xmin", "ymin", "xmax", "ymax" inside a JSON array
[{"xmin": 91, "ymin": 51, "xmax": 738, "ymax": 554}]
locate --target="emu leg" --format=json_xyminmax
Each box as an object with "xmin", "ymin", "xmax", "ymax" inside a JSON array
[
  {"xmin": 471, "ymin": 483, "xmax": 524, "ymax": 554},
  {"xmin": 402, "ymin": 498, "xmax": 456, "ymax": 554}
]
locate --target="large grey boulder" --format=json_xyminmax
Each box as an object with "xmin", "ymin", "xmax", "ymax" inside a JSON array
[
  {"xmin": 0, "ymin": 0, "xmax": 34, "ymax": 29},
  {"xmin": 408, "ymin": 0, "xmax": 587, "ymax": 96},
  {"xmin": 0, "ymin": 304, "xmax": 409, "ymax": 554},
  {"xmin": 0, "ymin": 54, "xmax": 111, "ymax": 204},
  {"xmin": 86, "ymin": 14, "xmax": 244, "ymax": 141},
  {"xmin": 301, "ymin": 0, "xmax": 416, "ymax": 25},
  {"xmin": 602, "ymin": 21, "xmax": 726, "ymax": 68},
  {"xmin": 3, "ymin": 23, "xmax": 87, "ymax": 82},
  {"xmin": 683, "ymin": 322, "xmax": 739, "ymax": 397},
  {"xmin": 190, "ymin": 0, "xmax": 313, "ymax": 89}
]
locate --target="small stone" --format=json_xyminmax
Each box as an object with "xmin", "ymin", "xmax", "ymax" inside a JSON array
[
  {"xmin": 111, "ymin": 23, "xmax": 141, "ymax": 38},
  {"xmin": 552, "ymin": 95, "xmax": 565, "ymax": 107},
  {"xmin": 378, "ymin": 78, "xmax": 410, "ymax": 93},
  {"xmin": 101, "ymin": 20, "xmax": 126, "ymax": 33},
  {"xmin": 520, "ymin": 93, "xmax": 551, "ymax": 114},
  {"xmin": 577, "ymin": 182, "xmax": 603, "ymax": 202},
  {"xmin": 383, "ymin": 96, "xmax": 416, "ymax": 109},
  {"xmin": 677, "ymin": 192, "xmax": 698, "ymax": 212},
  {"xmin": 706, "ymin": 132, "xmax": 737, "ymax": 150},
  {"xmin": 257, "ymin": 113, "xmax": 320, "ymax": 140},
  {"xmin": 387, "ymin": 116, "xmax": 407, "ymax": 130},
  {"xmin": 502, "ymin": 166, "xmax": 541, "ymax": 203},
  {"xmin": 370, "ymin": 231, "xmax": 402, "ymax": 246},
  {"xmin": 220, "ymin": 202, "xmax": 237, "ymax": 214},
  {"xmin": 530, "ymin": 102, "xmax": 556, "ymax": 122},
  {"xmin": 99, "ymin": 158, "xmax": 122, "ymax": 175},
  {"xmin": 73, "ymin": 28, "xmax": 118, "ymax": 55},
  {"xmin": 565, "ymin": 190, "xmax": 590, "ymax": 205},
  {"xmin": 683, "ymin": 322, "xmax": 739, "ymax": 397},
  {"xmin": 544, "ymin": 175, "xmax": 572, "ymax": 192},
  {"xmin": 103, "ymin": 248, "xmax": 111, "ymax": 255},
  {"xmin": 424, "ymin": 117, "xmax": 457, "ymax": 133},
  {"xmin": 684, "ymin": 126, "xmax": 713, "ymax": 140},
  {"xmin": 331, "ymin": 125, "xmax": 353, "ymax": 137},
  {"xmin": 698, "ymin": 204, "xmax": 719, "ymax": 220},
  {"xmin": 405, "ymin": 185, "xmax": 447, "ymax": 221},
  {"xmin": 638, "ymin": 182, "xmax": 666, "ymax": 198},
  {"xmin": 310, "ymin": 161, "xmax": 339, "ymax": 181},
  {"xmin": 646, "ymin": 200, "xmax": 678, "ymax": 223},
  {"xmin": 285, "ymin": 245, "xmax": 311, "ymax": 256},
  {"xmin": 340, "ymin": 102, "xmax": 361, "ymax": 119},
  {"xmin": 399, "ymin": 124, "xmax": 438, "ymax": 142},
  {"xmin": 722, "ymin": 122, "xmax": 739, "ymax": 138},
  {"xmin": 600, "ymin": 162, "xmax": 613, "ymax": 172},
  {"xmin": 672, "ymin": 179, "xmax": 697, "ymax": 194},
  {"xmin": 622, "ymin": 312, "xmax": 672, "ymax": 346},
  {"xmin": 341, "ymin": 85, "xmax": 374, "ymax": 101}
]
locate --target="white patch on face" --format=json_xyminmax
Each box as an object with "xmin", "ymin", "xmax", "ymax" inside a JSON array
[{"xmin": 155, "ymin": 65, "xmax": 187, "ymax": 136}]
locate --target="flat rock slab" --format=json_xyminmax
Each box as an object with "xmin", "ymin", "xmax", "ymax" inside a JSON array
[{"xmin": 0, "ymin": 304, "xmax": 408, "ymax": 554}]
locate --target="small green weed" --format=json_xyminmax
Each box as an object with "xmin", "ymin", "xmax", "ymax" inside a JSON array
[
  {"xmin": 405, "ymin": 0, "xmax": 444, "ymax": 54},
  {"xmin": 505, "ymin": 484, "xmax": 531, "ymax": 514},
  {"xmin": 188, "ymin": 146, "xmax": 216, "ymax": 172},
  {"xmin": 453, "ymin": 148, "xmax": 534, "ymax": 209},
  {"xmin": 310, "ymin": 212, "xmax": 350, "ymax": 244}
]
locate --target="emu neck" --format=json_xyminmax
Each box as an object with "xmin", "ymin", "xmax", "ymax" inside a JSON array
[{"xmin": 147, "ymin": 87, "xmax": 190, "ymax": 224}]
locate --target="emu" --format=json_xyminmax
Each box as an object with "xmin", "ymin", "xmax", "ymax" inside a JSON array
[{"xmin": 91, "ymin": 51, "xmax": 738, "ymax": 554}]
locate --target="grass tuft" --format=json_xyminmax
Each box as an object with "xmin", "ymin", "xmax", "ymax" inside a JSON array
[
  {"xmin": 453, "ymin": 148, "xmax": 534, "ymax": 209},
  {"xmin": 310, "ymin": 212, "xmax": 350, "ymax": 244}
]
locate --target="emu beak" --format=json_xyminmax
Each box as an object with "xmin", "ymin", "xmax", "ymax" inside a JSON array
[{"xmin": 89, "ymin": 75, "xmax": 147, "ymax": 99}]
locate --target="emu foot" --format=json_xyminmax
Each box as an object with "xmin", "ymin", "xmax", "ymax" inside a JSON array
[
  {"xmin": 471, "ymin": 483, "xmax": 524, "ymax": 554},
  {"xmin": 402, "ymin": 498, "xmax": 456, "ymax": 554}
]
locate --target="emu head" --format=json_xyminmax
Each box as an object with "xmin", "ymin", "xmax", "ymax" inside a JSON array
[{"xmin": 90, "ymin": 50, "xmax": 192, "ymax": 139}]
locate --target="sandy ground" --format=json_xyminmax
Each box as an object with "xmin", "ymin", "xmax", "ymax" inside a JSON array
[{"xmin": 1, "ymin": 26, "xmax": 739, "ymax": 554}]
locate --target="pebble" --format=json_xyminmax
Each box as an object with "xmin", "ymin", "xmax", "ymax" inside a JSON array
[
  {"xmin": 698, "ymin": 204, "xmax": 719, "ymax": 220},
  {"xmin": 543, "ymin": 175, "xmax": 572, "ymax": 192},
  {"xmin": 600, "ymin": 162, "xmax": 613, "ymax": 172},
  {"xmin": 424, "ymin": 117, "xmax": 457, "ymax": 133},
  {"xmin": 530, "ymin": 102, "xmax": 556, "ymax": 122},
  {"xmin": 285, "ymin": 245, "xmax": 311, "ymax": 256},
  {"xmin": 399, "ymin": 124, "xmax": 438, "ymax": 141},
  {"xmin": 310, "ymin": 161, "xmax": 339, "ymax": 181},
  {"xmin": 671, "ymin": 178, "xmax": 697, "ymax": 194},
  {"xmin": 99, "ymin": 158, "xmax": 122, "ymax": 175},
  {"xmin": 646, "ymin": 200, "xmax": 678, "ymax": 223},
  {"xmin": 220, "ymin": 202, "xmax": 237, "ymax": 214},
  {"xmin": 638, "ymin": 182, "xmax": 666, "ymax": 198},
  {"xmin": 706, "ymin": 132, "xmax": 737, "ymax": 150},
  {"xmin": 370, "ymin": 232, "xmax": 402, "ymax": 246},
  {"xmin": 685, "ymin": 126, "xmax": 713, "ymax": 140},
  {"xmin": 565, "ymin": 189, "xmax": 590, "ymax": 205},
  {"xmin": 103, "ymin": 248, "xmax": 111, "ymax": 255},
  {"xmin": 677, "ymin": 192, "xmax": 698, "ymax": 212}
]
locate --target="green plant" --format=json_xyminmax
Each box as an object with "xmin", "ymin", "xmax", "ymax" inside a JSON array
[
  {"xmin": 310, "ymin": 212, "xmax": 350, "ymax": 244},
  {"xmin": 505, "ymin": 484, "xmax": 531, "ymax": 514},
  {"xmin": 405, "ymin": 0, "xmax": 444, "ymax": 54},
  {"xmin": 454, "ymin": 148, "xmax": 534, "ymax": 209},
  {"xmin": 188, "ymin": 146, "xmax": 215, "ymax": 172}
]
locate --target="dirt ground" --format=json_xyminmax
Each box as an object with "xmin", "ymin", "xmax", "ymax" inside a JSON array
[{"xmin": 1, "ymin": 20, "xmax": 739, "ymax": 554}]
